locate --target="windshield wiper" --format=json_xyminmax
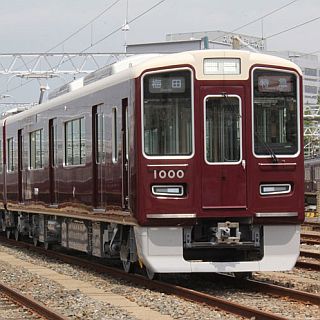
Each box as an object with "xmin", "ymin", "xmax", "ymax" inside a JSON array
[{"xmin": 254, "ymin": 133, "xmax": 278, "ymax": 163}]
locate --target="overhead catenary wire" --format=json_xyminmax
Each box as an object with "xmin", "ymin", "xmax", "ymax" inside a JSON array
[
  {"xmin": 0, "ymin": 0, "xmax": 168, "ymax": 97},
  {"xmin": 231, "ymin": 0, "xmax": 300, "ymax": 34},
  {"xmin": 81, "ymin": 0, "xmax": 167, "ymax": 52},
  {"xmin": 46, "ymin": 0, "xmax": 122, "ymax": 53},
  {"xmin": 240, "ymin": 15, "xmax": 320, "ymax": 49},
  {"xmin": 2, "ymin": 0, "xmax": 319, "ymax": 99},
  {"xmin": 211, "ymin": 0, "xmax": 300, "ymax": 43},
  {"xmin": 0, "ymin": 0, "xmax": 122, "ymax": 97},
  {"xmin": 264, "ymin": 15, "xmax": 320, "ymax": 40}
]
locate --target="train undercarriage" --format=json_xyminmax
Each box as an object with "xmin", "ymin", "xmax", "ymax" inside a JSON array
[
  {"xmin": 0, "ymin": 210, "xmax": 138, "ymax": 272},
  {"xmin": 0, "ymin": 210, "xmax": 301, "ymax": 278}
]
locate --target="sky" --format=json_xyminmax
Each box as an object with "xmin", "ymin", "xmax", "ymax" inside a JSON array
[{"xmin": 0, "ymin": 0, "xmax": 319, "ymax": 105}]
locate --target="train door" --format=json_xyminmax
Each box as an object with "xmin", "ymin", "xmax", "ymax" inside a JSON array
[
  {"xmin": 201, "ymin": 86, "xmax": 247, "ymax": 209},
  {"xmin": 121, "ymin": 98, "xmax": 129, "ymax": 210},
  {"xmin": 92, "ymin": 105, "xmax": 106, "ymax": 210},
  {"xmin": 18, "ymin": 129, "xmax": 23, "ymax": 203},
  {"xmin": 49, "ymin": 118, "xmax": 58, "ymax": 205}
]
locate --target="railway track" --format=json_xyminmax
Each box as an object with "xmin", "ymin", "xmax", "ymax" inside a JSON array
[
  {"xmin": 302, "ymin": 222, "xmax": 320, "ymax": 231},
  {"xmin": 1, "ymin": 236, "xmax": 319, "ymax": 320},
  {"xmin": 300, "ymin": 249, "xmax": 320, "ymax": 260},
  {"xmin": 295, "ymin": 260, "xmax": 320, "ymax": 271},
  {"xmin": 300, "ymin": 232, "xmax": 320, "ymax": 245},
  {"xmin": 0, "ymin": 281, "xmax": 67, "ymax": 320},
  {"xmin": 0, "ymin": 291, "xmax": 40, "ymax": 320},
  {"xmin": 299, "ymin": 228, "xmax": 320, "ymax": 270}
]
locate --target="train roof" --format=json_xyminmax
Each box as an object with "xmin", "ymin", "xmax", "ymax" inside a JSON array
[{"xmin": 3, "ymin": 49, "xmax": 302, "ymax": 125}]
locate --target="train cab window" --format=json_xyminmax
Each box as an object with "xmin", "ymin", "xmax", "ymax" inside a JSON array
[
  {"xmin": 65, "ymin": 117, "xmax": 86, "ymax": 166},
  {"xmin": 143, "ymin": 70, "xmax": 193, "ymax": 157},
  {"xmin": 29, "ymin": 129, "xmax": 44, "ymax": 169},
  {"xmin": 253, "ymin": 69, "xmax": 298, "ymax": 156},
  {"xmin": 7, "ymin": 138, "xmax": 14, "ymax": 172},
  {"xmin": 205, "ymin": 96, "xmax": 241, "ymax": 163}
]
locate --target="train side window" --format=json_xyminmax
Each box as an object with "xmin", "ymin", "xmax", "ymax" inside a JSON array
[
  {"xmin": 65, "ymin": 117, "xmax": 86, "ymax": 166},
  {"xmin": 29, "ymin": 129, "xmax": 44, "ymax": 169},
  {"xmin": 112, "ymin": 107, "xmax": 118, "ymax": 163},
  {"xmin": 7, "ymin": 137, "xmax": 14, "ymax": 172}
]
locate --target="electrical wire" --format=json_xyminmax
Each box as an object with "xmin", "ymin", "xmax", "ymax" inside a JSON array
[
  {"xmin": 81, "ymin": 0, "xmax": 167, "ymax": 52},
  {"xmin": 1, "ymin": 0, "xmax": 168, "ymax": 97},
  {"xmin": 0, "ymin": 0, "xmax": 122, "ymax": 97},
  {"xmin": 264, "ymin": 15, "xmax": 320, "ymax": 40},
  {"xmin": 46, "ymin": 0, "xmax": 122, "ymax": 53},
  {"xmin": 210, "ymin": 0, "xmax": 300, "ymax": 43},
  {"xmin": 4, "ymin": 1, "xmax": 318, "ymax": 98},
  {"xmin": 240, "ymin": 15, "xmax": 320, "ymax": 49},
  {"xmin": 231, "ymin": 0, "xmax": 300, "ymax": 34}
]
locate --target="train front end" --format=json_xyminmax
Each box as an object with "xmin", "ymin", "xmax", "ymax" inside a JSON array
[{"xmin": 133, "ymin": 50, "xmax": 304, "ymax": 275}]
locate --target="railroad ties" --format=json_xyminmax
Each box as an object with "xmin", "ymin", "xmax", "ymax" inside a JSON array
[{"xmin": 0, "ymin": 234, "xmax": 319, "ymax": 320}]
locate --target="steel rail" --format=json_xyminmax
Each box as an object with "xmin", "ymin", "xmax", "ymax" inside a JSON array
[
  {"xmin": 243, "ymin": 278, "xmax": 320, "ymax": 306},
  {"xmin": 208, "ymin": 273, "xmax": 320, "ymax": 306},
  {"xmin": 0, "ymin": 237, "xmax": 289, "ymax": 320},
  {"xmin": 0, "ymin": 281, "xmax": 68, "ymax": 320},
  {"xmin": 28, "ymin": 249, "xmax": 289, "ymax": 320}
]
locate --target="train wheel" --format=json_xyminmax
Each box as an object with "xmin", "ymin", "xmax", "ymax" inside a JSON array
[
  {"xmin": 14, "ymin": 229, "xmax": 20, "ymax": 241},
  {"xmin": 121, "ymin": 227, "xmax": 137, "ymax": 274},
  {"xmin": 44, "ymin": 242, "xmax": 51, "ymax": 250},
  {"xmin": 122, "ymin": 259, "xmax": 135, "ymax": 273},
  {"xmin": 33, "ymin": 237, "xmax": 38, "ymax": 247},
  {"xmin": 145, "ymin": 267, "xmax": 159, "ymax": 280}
]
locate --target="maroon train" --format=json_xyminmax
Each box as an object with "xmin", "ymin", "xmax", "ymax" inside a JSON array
[{"xmin": 0, "ymin": 50, "xmax": 304, "ymax": 278}]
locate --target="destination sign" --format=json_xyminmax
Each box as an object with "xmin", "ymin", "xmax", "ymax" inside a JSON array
[
  {"xmin": 258, "ymin": 75, "xmax": 293, "ymax": 93},
  {"xmin": 149, "ymin": 76, "xmax": 185, "ymax": 93}
]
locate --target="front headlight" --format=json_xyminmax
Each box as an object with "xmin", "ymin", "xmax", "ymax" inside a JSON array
[
  {"xmin": 260, "ymin": 184, "xmax": 291, "ymax": 195},
  {"xmin": 151, "ymin": 185, "xmax": 184, "ymax": 197}
]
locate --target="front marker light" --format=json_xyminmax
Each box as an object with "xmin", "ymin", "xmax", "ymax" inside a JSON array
[{"xmin": 152, "ymin": 185, "xmax": 184, "ymax": 197}]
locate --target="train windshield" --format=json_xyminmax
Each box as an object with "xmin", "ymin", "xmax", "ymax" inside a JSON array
[
  {"xmin": 205, "ymin": 95, "xmax": 241, "ymax": 163},
  {"xmin": 143, "ymin": 70, "xmax": 193, "ymax": 157},
  {"xmin": 253, "ymin": 69, "xmax": 298, "ymax": 156}
]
